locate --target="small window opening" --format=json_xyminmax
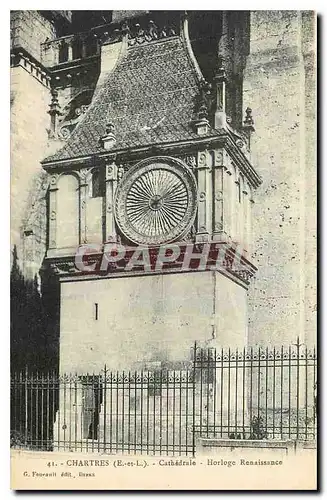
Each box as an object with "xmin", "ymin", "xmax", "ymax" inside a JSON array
[
  {"xmin": 72, "ymin": 37, "xmax": 83, "ymax": 60},
  {"xmin": 91, "ymin": 170, "xmax": 105, "ymax": 198},
  {"xmin": 58, "ymin": 41, "xmax": 69, "ymax": 63}
]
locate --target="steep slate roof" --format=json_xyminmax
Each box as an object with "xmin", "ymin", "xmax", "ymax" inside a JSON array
[{"xmin": 44, "ymin": 36, "xmax": 220, "ymax": 164}]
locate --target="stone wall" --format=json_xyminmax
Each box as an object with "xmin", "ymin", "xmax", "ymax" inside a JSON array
[
  {"xmin": 244, "ymin": 11, "xmax": 316, "ymax": 347},
  {"xmin": 10, "ymin": 64, "xmax": 51, "ymax": 275},
  {"xmin": 11, "ymin": 11, "xmax": 56, "ymax": 62},
  {"xmin": 59, "ymin": 271, "xmax": 248, "ymax": 373}
]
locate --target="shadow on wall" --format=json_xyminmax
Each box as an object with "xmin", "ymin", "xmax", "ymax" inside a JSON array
[{"xmin": 10, "ymin": 245, "xmax": 59, "ymax": 373}]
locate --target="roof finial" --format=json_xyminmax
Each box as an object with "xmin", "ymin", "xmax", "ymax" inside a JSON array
[
  {"xmin": 101, "ymin": 122, "xmax": 116, "ymax": 150},
  {"xmin": 48, "ymin": 88, "xmax": 61, "ymax": 138},
  {"xmin": 242, "ymin": 107, "xmax": 255, "ymax": 149},
  {"xmin": 193, "ymin": 79, "xmax": 212, "ymax": 136},
  {"xmin": 244, "ymin": 107, "xmax": 254, "ymax": 128}
]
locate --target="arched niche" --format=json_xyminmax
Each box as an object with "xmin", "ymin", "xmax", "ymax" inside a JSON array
[
  {"xmin": 56, "ymin": 174, "xmax": 80, "ymax": 249},
  {"xmin": 86, "ymin": 168, "xmax": 104, "ymax": 244}
]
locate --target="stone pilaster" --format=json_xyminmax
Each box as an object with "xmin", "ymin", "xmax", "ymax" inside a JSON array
[
  {"xmin": 212, "ymin": 149, "xmax": 229, "ymax": 242},
  {"xmin": 238, "ymin": 175, "xmax": 244, "ymax": 249},
  {"xmin": 229, "ymin": 163, "xmax": 238, "ymax": 243},
  {"xmin": 79, "ymin": 168, "xmax": 90, "ymax": 244},
  {"xmin": 105, "ymin": 162, "xmax": 118, "ymax": 242},
  {"xmin": 48, "ymin": 174, "xmax": 58, "ymax": 249},
  {"xmin": 196, "ymin": 150, "xmax": 211, "ymax": 242},
  {"xmin": 242, "ymin": 179, "xmax": 250, "ymax": 256}
]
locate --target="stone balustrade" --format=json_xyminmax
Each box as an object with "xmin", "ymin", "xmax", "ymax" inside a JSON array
[{"xmin": 41, "ymin": 30, "xmax": 103, "ymax": 67}]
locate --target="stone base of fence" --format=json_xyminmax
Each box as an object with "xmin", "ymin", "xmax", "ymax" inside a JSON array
[{"xmin": 196, "ymin": 438, "xmax": 317, "ymax": 455}]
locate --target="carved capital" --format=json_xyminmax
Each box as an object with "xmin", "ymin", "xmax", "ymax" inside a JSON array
[
  {"xmin": 106, "ymin": 163, "xmax": 118, "ymax": 181},
  {"xmin": 79, "ymin": 167, "xmax": 91, "ymax": 184},
  {"xmin": 49, "ymin": 174, "xmax": 59, "ymax": 190},
  {"xmin": 183, "ymin": 155, "xmax": 197, "ymax": 169},
  {"xmin": 214, "ymin": 222, "xmax": 223, "ymax": 232},
  {"xmin": 117, "ymin": 165, "xmax": 125, "ymax": 183},
  {"xmin": 214, "ymin": 149, "xmax": 230, "ymax": 169},
  {"xmin": 197, "ymin": 151, "xmax": 210, "ymax": 169}
]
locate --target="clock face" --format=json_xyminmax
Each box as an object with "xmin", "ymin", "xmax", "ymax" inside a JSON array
[{"xmin": 114, "ymin": 157, "xmax": 198, "ymax": 245}]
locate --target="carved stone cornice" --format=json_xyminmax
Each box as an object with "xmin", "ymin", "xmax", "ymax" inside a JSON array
[
  {"xmin": 10, "ymin": 47, "xmax": 51, "ymax": 89},
  {"xmin": 42, "ymin": 130, "xmax": 262, "ymax": 188},
  {"xmin": 50, "ymin": 56, "xmax": 100, "ymax": 88},
  {"xmin": 44, "ymin": 246, "xmax": 257, "ymax": 290},
  {"xmin": 223, "ymin": 134, "xmax": 261, "ymax": 188}
]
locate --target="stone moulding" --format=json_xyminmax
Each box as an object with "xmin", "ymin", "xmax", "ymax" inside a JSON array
[
  {"xmin": 44, "ymin": 241, "xmax": 257, "ymax": 289},
  {"xmin": 45, "ymin": 258, "xmax": 256, "ymax": 290},
  {"xmin": 42, "ymin": 133, "xmax": 262, "ymax": 189},
  {"xmin": 10, "ymin": 47, "xmax": 51, "ymax": 89}
]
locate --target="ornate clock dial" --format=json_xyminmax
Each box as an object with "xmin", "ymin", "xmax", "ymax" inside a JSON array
[{"xmin": 114, "ymin": 157, "xmax": 197, "ymax": 245}]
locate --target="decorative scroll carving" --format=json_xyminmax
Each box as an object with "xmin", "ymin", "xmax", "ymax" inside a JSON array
[
  {"xmin": 79, "ymin": 167, "xmax": 91, "ymax": 183},
  {"xmin": 232, "ymin": 269, "xmax": 254, "ymax": 282},
  {"xmin": 50, "ymin": 174, "xmax": 59, "ymax": 188},
  {"xmin": 117, "ymin": 165, "xmax": 125, "ymax": 182},
  {"xmin": 183, "ymin": 155, "xmax": 197, "ymax": 169},
  {"xmin": 49, "ymin": 89, "xmax": 94, "ymax": 142},
  {"xmin": 198, "ymin": 152, "xmax": 207, "ymax": 168},
  {"xmin": 214, "ymin": 222, "xmax": 223, "ymax": 232},
  {"xmin": 236, "ymin": 139, "xmax": 245, "ymax": 149},
  {"xmin": 57, "ymin": 104, "xmax": 89, "ymax": 140},
  {"xmin": 214, "ymin": 151, "xmax": 224, "ymax": 167},
  {"xmin": 105, "ymin": 162, "xmax": 118, "ymax": 181},
  {"xmin": 128, "ymin": 19, "xmax": 177, "ymax": 46}
]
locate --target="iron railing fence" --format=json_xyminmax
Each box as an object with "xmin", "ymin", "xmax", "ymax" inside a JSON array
[
  {"xmin": 11, "ymin": 341, "xmax": 317, "ymax": 456},
  {"xmin": 193, "ymin": 340, "xmax": 317, "ymax": 443}
]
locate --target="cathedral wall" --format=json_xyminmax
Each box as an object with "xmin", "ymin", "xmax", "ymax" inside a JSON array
[
  {"xmin": 302, "ymin": 12, "xmax": 317, "ymax": 347},
  {"xmin": 244, "ymin": 11, "xmax": 316, "ymax": 347},
  {"xmin": 11, "ymin": 10, "xmax": 56, "ymax": 61},
  {"xmin": 59, "ymin": 271, "xmax": 247, "ymax": 374},
  {"xmin": 11, "ymin": 65, "xmax": 51, "ymax": 266}
]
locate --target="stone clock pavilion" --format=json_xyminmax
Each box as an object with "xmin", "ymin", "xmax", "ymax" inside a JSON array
[
  {"xmin": 11, "ymin": 10, "xmax": 316, "ymax": 374},
  {"xmin": 41, "ymin": 12, "xmax": 261, "ymax": 374}
]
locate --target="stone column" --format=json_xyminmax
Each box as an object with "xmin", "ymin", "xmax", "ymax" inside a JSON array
[
  {"xmin": 238, "ymin": 175, "xmax": 244, "ymax": 250},
  {"xmin": 48, "ymin": 174, "xmax": 58, "ymax": 250},
  {"xmin": 196, "ymin": 150, "xmax": 211, "ymax": 242},
  {"xmin": 229, "ymin": 164, "xmax": 237, "ymax": 243},
  {"xmin": 242, "ymin": 179, "xmax": 250, "ymax": 257},
  {"xmin": 105, "ymin": 162, "xmax": 118, "ymax": 242},
  {"xmin": 67, "ymin": 39, "xmax": 73, "ymax": 62},
  {"xmin": 212, "ymin": 149, "xmax": 230, "ymax": 242},
  {"xmin": 248, "ymin": 186, "xmax": 254, "ymax": 257},
  {"xmin": 79, "ymin": 169, "xmax": 89, "ymax": 244}
]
